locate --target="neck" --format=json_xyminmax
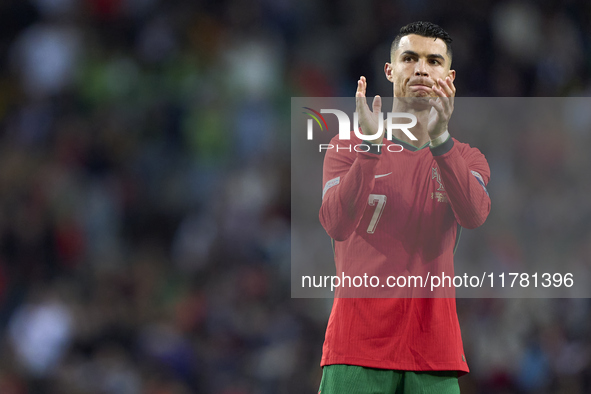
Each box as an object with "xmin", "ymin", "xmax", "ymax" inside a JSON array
[{"xmin": 391, "ymin": 100, "xmax": 430, "ymax": 148}]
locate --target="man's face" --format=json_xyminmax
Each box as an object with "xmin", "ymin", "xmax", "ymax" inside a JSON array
[{"xmin": 385, "ymin": 34, "xmax": 455, "ymax": 98}]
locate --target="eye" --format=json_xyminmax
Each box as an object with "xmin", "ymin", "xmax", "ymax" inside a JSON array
[
  {"xmin": 403, "ymin": 56, "xmax": 414, "ymax": 62},
  {"xmin": 429, "ymin": 59, "xmax": 441, "ymax": 65}
]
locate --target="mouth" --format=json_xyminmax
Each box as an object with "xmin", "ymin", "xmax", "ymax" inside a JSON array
[
  {"xmin": 409, "ymin": 84, "xmax": 432, "ymax": 92},
  {"xmin": 408, "ymin": 85, "xmax": 433, "ymax": 98},
  {"xmin": 407, "ymin": 77, "xmax": 435, "ymax": 94}
]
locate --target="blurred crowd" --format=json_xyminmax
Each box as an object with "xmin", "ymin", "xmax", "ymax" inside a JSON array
[{"xmin": 0, "ymin": 0, "xmax": 590, "ymax": 393}]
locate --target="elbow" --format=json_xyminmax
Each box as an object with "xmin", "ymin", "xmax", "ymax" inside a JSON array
[
  {"xmin": 319, "ymin": 210, "xmax": 354, "ymax": 241},
  {"xmin": 321, "ymin": 220, "xmax": 354, "ymax": 242},
  {"xmin": 459, "ymin": 201, "xmax": 491, "ymax": 230},
  {"xmin": 460, "ymin": 218, "xmax": 484, "ymax": 230},
  {"xmin": 329, "ymin": 230, "xmax": 352, "ymax": 242}
]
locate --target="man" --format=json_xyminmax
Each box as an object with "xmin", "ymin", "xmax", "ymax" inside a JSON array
[{"xmin": 318, "ymin": 22, "xmax": 491, "ymax": 393}]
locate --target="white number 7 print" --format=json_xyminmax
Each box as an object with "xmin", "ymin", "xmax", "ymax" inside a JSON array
[{"xmin": 367, "ymin": 194, "xmax": 387, "ymax": 233}]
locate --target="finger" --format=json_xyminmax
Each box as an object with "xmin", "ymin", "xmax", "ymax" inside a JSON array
[
  {"xmin": 444, "ymin": 77, "xmax": 455, "ymax": 109},
  {"xmin": 359, "ymin": 76, "xmax": 367, "ymax": 96},
  {"xmin": 433, "ymin": 78, "xmax": 447, "ymax": 97},
  {"xmin": 431, "ymin": 83, "xmax": 451, "ymax": 111},
  {"xmin": 372, "ymin": 95, "xmax": 382, "ymax": 114},
  {"xmin": 439, "ymin": 78, "xmax": 456, "ymax": 111},
  {"xmin": 435, "ymin": 79, "xmax": 450, "ymax": 97},
  {"xmin": 356, "ymin": 79, "xmax": 366, "ymax": 108},
  {"xmin": 356, "ymin": 78, "xmax": 365, "ymax": 98},
  {"xmin": 438, "ymin": 78, "xmax": 454, "ymax": 97},
  {"xmin": 445, "ymin": 76, "xmax": 456, "ymax": 96},
  {"xmin": 356, "ymin": 78, "xmax": 370, "ymax": 115},
  {"xmin": 443, "ymin": 78, "xmax": 454, "ymax": 96},
  {"xmin": 429, "ymin": 98, "xmax": 445, "ymax": 115},
  {"xmin": 438, "ymin": 96, "xmax": 452, "ymax": 116},
  {"xmin": 432, "ymin": 83, "xmax": 445, "ymax": 98}
]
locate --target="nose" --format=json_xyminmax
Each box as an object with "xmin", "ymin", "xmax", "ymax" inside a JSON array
[{"xmin": 414, "ymin": 60, "xmax": 429, "ymax": 77}]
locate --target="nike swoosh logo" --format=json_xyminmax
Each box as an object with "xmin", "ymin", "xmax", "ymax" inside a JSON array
[{"xmin": 375, "ymin": 172, "xmax": 392, "ymax": 178}]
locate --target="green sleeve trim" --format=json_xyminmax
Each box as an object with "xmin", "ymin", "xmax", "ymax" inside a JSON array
[{"xmin": 430, "ymin": 137, "xmax": 454, "ymax": 156}]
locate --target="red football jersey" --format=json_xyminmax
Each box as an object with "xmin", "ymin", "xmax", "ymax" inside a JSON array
[{"xmin": 319, "ymin": 133, "xmax": 491, "ymax": 374}]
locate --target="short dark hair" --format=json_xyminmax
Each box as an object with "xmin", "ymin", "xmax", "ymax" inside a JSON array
[{"xmin": 390, "ymin": 21, "xmax": 453, "ymax": 61}]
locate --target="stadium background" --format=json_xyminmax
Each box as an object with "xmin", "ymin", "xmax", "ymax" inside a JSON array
[{"xmin": 0, "ymin": 0, "xmax": 590, "ymax": 393}]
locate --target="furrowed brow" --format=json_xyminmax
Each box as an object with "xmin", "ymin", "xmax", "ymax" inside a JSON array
[
  {"xmin": 400, "ymin": 50, "xmax": 446, "ymax": 62},
  {"xmin": 400, "ymin": 50, "xmax": 418, "ymax": 58},
  {"xmin": 427, "ymin": 54, "xmax": 445, "ymax": 62}
]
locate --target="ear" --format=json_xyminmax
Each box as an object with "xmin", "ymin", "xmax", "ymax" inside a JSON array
[
  {"xmin": 384, "ymin": 63, "xmax": 394, "ymax": 82},
  {"xmin": 448, "ymin": 69, "xmax": 456, "ymax": 82}
]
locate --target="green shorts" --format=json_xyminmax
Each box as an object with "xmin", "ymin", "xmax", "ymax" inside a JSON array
[{"xmin": 318, "ymin": 364, "xmax": 460, "ymax": 394}]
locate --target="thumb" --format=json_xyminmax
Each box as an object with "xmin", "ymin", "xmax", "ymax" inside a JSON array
[{"xmin": 372, "ymin": 95, "xmax": 382, "ymax": 114}]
